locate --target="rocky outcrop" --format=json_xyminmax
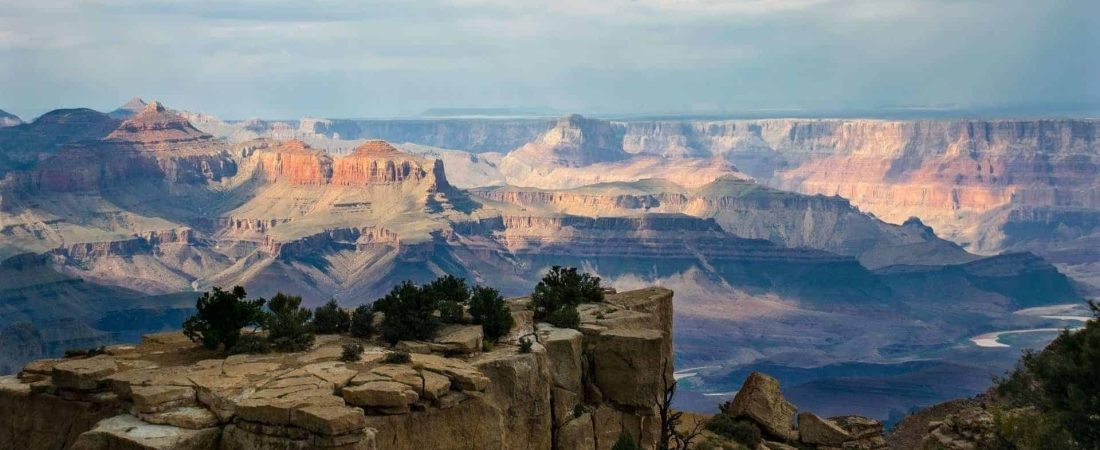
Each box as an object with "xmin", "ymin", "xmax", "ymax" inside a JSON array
[
  {"xmin": 246, "ymin": 139, "xmax": 449, "ymax": 191},
  {"xmin": 0, "ymin": 287, "xmax": 674, "ymax": 450},
  {"xmin": 713, "ymin": 371, "xmax": 888, "ymax": 450},
  {"xmin": 333, "ymin": 141, "xmax": 449, "ymax": 190},
  {"xmin": 106, "ymin": 102, "xmax": 212, "ymax": 145}
]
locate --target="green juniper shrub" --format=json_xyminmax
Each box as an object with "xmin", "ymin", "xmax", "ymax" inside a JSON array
[
  {"xmin": 425, "ymin": 275, "xmax": 470, "ymax": 323},
  {"xmin": 991, "ymin": 406, "xmax": 1075, "ymax": 450},
  {"xmin": 340, "ymin": 343, "xmax": 364, "ymax": 362},
  {"xmin": 469, "ymin": 286, "xmax": 515, "ymax": 342},
  {"xmin": 518, "ymin": 336, "xmax": 533, "ymax": 354},
  {"xmin": 610, "ymin": 433, "xmax": 640, "ymax": 450},
  {"xmin": 573, "ymin": 404, "xmax": 585, "ymax": 419},
  {"xmin": 313, "ymin": 299, "xmax": 351, "ymax": 334},
  {"xmin": 546, "ymin": 306, "xmax": 581, "ymax": 329},
  {"xmin": 706, "ymin": 413, "xmax": 762, "ymax": 448},
  {"xmin": 182, "ymin": 286, "xmax": 266, "ymax": 351},
  {"xmin": 530, "ymin": 266, "xmax": 603, "ymax": 329},
  {"xmin": 350, "ymin": 304, "xmax": 375, "ymax": 338},
  {"xmin": 64, "ymin": 346, "xmax": 107, "ymax": 358},
  {"xmin": 994, "ymin": 300, "xmax": 1100, "ymax": 448},
  {"xmin": 264, "ymin": 293, "xmax": 315, "ymax": 352},
  {"xmin": 383, "ymin": 350, "xmax": 411, "ymax": 364},
  {"xmin": 378, "ymin": 281, "xmax": 440, "ymax": 344},
  {"xmin": 229, "ymin": 332, "xmax": 271, "ymax": 355}
]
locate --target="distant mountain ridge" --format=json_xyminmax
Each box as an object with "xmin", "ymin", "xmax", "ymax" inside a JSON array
[{"xmin": 0, "ymin": 110, "xmax": 21, "ymax": 128}]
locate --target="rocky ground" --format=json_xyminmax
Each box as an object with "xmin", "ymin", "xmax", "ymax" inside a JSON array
[{"xmin": 0, "ymin": 287, "xmax": 675, "ymax": 450}]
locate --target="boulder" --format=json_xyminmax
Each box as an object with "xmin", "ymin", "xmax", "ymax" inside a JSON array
[
  {"xmin": 131, "ymin": 385, "xmax": 196, "ymax": 413},
  {"xmin": 797, "ymin": 412, "xmax": 850, "ymax": 445},
  {"xmin": 290, "ymin": 404, "xmax": 368, "ymax": 436},
  {"xmin": 592, "ymin": 328, "xmax": 665, "ymax": 408},
  {"xmin": 139, "ymin": 407, "xmax": 220, "ymax": 429},
  {"xmin": 434, "ymin": 325, "xmax": 484, "ymax": 354},
  {"xmin": 724, "ymin": 372, "xmax": 796, "ymax": 441},
  {"xmin": 395, "ymin": 341, "xmax": 434, "ymax": 354},
  {"xmin": 363, "ymin": 364, "xmax": 451, "ymax": 400},
  {"xmin": 52, "ymin": 355, "xmax": 118, "ymax": 391},
  {"xmin": 411, "ymin": 353, "xmax": 490, "ymax": 391},
  {"xmin": 342, "ymin": 381, "xmax": 419, "ymax": 413},
  {"xmin": 69, "ymin": 414, "xmax": 219, "ymax": 450}
]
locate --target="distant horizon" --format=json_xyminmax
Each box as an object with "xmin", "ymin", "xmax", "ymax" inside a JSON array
[
  {"xmin": 5, "ymin": 98, "xmax": 1100, "ymax": 124},
  {"xmin": 2, "ymin": 1, "xmax": 1096, "ymax": 123}
]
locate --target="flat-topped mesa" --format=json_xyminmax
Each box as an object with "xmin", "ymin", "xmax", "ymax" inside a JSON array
[
  {"xmin": 105, "ymin": 101, "xmax": 212, "ymax": 145},
  {"xmin": 0, "ymin": 287, "xmax": 675, "ymax": 450},
  {"xmin": 251, "ymin": 139, "xmax": 451, "ymax": 190},
  {"xmin": 332, "ymin": 140, "xmax": 449, "ymax": 190},
  {"xmin": 505, "ymin": 114, "xmax": 629, "ymax": 168},
  {"xmin": 253, "ymin": 139, "xmax": 334, "ymax": 185}
]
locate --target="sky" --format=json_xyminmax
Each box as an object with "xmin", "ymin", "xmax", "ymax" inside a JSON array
[{"xmin": 1, "ymin": 0, "xmax": 1097, "ymax": 120}]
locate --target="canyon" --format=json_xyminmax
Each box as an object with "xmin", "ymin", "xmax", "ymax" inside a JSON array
[{"xmin": 0, "ymin": 99, "xmax": 1093, "ymax": 422}]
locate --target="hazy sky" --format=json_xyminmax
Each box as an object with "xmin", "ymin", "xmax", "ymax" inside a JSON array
[{"xmin": 1, "ymin": 0, "xmax": 1097, "ymax": 120}]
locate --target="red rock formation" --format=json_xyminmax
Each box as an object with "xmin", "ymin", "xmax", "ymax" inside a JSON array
[
  {"xmin": 331, "ymin": 140, "xmax": 447, "ymax": 189},
  {"xmin": 105, "ymin": 101, "xmax": 211, "ymax": 145},
  {"xmin": 254, "ymin": 140, "xmax": 333, "ymax": 185}
]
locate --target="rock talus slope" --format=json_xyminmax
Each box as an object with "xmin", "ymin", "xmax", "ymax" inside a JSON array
[{"xmin": 0, "ymin": 287, "xmax": 674, "ymax": 450}]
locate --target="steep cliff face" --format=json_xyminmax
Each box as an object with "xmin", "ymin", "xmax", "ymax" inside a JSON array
[
  {"xmin": 621, "ymin": 119, "xmax": 1100, "ymax": 254},
  {"xmin": 474, "ymin": 176, "xmax": 975, "ymax": 268},
  {"xmin": 498, "ymin": 115, "xmax": 743, "ymax": 189},
  {"xmin": 249, "ymin": 139, "xmax": 448, "ymax": 190},
  {"xmin": 0, "ymin": 287, "xmax": 675, "ymax": 450}
]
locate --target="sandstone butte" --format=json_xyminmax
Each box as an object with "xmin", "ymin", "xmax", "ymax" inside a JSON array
[{"xmin": 0, "ymin": 288, "xmax": 676, "ymax": 450}]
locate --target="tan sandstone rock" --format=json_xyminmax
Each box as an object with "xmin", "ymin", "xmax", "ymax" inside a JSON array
[
  {"xmin": 70, "ymin": 414, "xmax": 220, "ymax": 450},
  {"xmin": 342, "ymin": 381, "xmax": 419, "ymax": 414},
  {"xmin": 797, "ymin": 412, "xmax": 850, "ymax": 445},
  {"xmin": 53, "ymin": 355, "xmax": 119, "ymax": 391},
  {"xmin": 725, "ymin": 372, "xmax": 797, "ymax": 441},
  {"xmin": 592, "ymin": 328, "xmax": 665, "ymax": 408}
]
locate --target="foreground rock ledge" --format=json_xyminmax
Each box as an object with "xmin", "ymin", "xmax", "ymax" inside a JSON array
[{"xmin": 0, "ymin": 287, "xmax": 673, "ymax": 450}]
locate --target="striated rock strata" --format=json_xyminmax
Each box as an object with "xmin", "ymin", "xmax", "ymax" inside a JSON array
[{"xmin": 0, "ymin": 287, "xmax": 674, "ymax": 450}]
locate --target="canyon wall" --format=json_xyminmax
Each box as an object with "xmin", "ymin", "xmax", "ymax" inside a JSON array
[{"xmin": 0, "ymin": 287, "xmax": 674, "ymax": 450}]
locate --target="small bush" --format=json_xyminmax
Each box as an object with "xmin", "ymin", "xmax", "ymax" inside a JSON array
[
  {"xmin": 518, "ymin": 337, "xmax": 533, "ymax": 354},
  {"xmin": 546, "ymin": 306, "xmax": 581, "ymax": 329},
  {"xmin": 531, "ymin": 266, "xmax": 602, "ymax": 329},
  {"xmin": 469, "ymin": 286, "xmax": 515, "ymax": 342},
  {"xmin": 706, "ymin": 413, "xmax": 762, "ymax": 448},
  {"xmin": 994, "ymin": 300, "xmax": 1100, "ymax": 448},
  {"xmin": 313, "ymin": 299, "xmax": 351, "ymax": 334},
  {"xmin": 611, "ymin": 433, "xmax": 639, "ymax": 450},
  {"xmin": 265, "ymin": 293, "xmax": 315, "ymax": 352},
  {"xmin": 377, "ymin": 281, "xmax": 440, "ymax": 344},
  {"xmin": 229, "ymin": 333, "xmax": 271, "ymax": 355},
  {"xmin": 64, "ymin": 346, "xmax": 106, "ymax": 358},
  {"xmin": 573, "ymin": 404, "xmax": 584, "ymax": 418},
  {"xmin": 340, "ymin": 343, "xmax": 364, "ymax": 362},
  {"xmin": 425, "ymin": 275, "xmax": 470, "ymax": 323},
  {"xmin": 182, "ymin": 286, "xmax": 266, "ymax": 351},
  {"xmin": 350, "ymin": 304, "xmax": 374, "ymax": 338},
  {"xmin": 383, "ymin": 350, "xmax": 411, "ymax": 364}
]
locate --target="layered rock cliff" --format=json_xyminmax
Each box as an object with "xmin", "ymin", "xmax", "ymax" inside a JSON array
[{"xmin": 0, "ymin": 287, "xmax": 675, "ymax": 450}]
